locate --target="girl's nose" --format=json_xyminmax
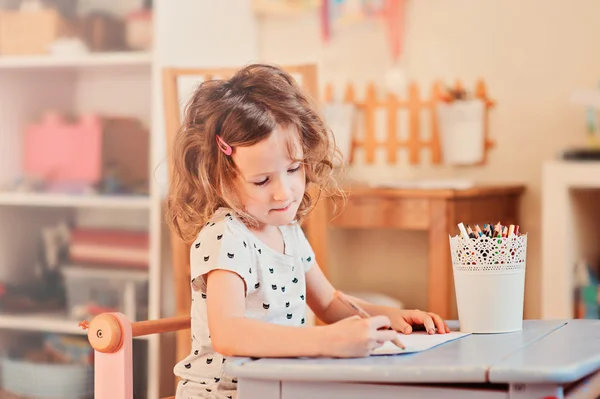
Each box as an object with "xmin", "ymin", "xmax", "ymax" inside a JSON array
[{"xmin": 272, "ymin": 178, "xmax": 293, "ymax": 203}]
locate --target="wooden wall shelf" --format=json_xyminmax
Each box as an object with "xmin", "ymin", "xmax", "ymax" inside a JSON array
[{"xmin": 324, "ymin": 80, "xmax": 496, "ymax": 165}]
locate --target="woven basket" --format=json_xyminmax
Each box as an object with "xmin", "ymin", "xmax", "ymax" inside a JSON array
[
  {"xmin": 0, "ymin": 9, "xmax": 71, "ymax": 55},
  {"xmin": 1, "ymin": 357, "xmax": 93, "ymax": 398}
]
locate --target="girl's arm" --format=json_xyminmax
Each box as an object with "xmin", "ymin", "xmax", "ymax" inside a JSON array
[
  {"xmin": 206, "ymin": 269, "xmax": 396, "ymax": 358},
  {"xmin": 304, "ymin": 262, "xmax": 355, "ymax": 324},
  {"xmin": 305, "ymin": 263, "xmax": 450, "ymax": 334}
]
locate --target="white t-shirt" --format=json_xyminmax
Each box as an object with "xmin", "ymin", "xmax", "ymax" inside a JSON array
[{"xmin": 174, "ymin": 208, "xmax": 316, "ymax": 399}]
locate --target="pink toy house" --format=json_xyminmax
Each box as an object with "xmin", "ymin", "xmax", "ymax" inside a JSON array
[{"xmin": 23, "ymin": 112, "xmax": 103, "ymax": 186}]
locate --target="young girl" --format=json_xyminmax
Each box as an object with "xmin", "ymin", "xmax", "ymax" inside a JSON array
[{"xmin": 167, "ymin": 64, "xmax": 450, "ymax": 399}]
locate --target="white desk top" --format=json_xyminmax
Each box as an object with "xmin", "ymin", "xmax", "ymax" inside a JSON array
[{"xmin": 226, "ymin": 320, "xmax": 600, "ymax": 384}]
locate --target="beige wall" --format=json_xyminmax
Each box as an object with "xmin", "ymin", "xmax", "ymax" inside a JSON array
[{"xmin": 257, "ymin": 0, "xmax": 600, "ymax": 318}]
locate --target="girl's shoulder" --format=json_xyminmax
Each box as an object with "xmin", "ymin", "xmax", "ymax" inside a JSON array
[{"xmin": 194, "ymin": 207, "xmax": 248, "ymax": 242}]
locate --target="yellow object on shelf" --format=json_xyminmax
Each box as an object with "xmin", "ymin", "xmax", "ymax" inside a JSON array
[
  {"xmin": 587, "ymin": 134, "xmax": 600, "ymax": 149},
  {"xmin": 252, "ymin": 0, "xmax": 320, "ymax": 16},
  {"xmin": 0, "ymin": 9, "xmax": 71, "ymax": 55}
]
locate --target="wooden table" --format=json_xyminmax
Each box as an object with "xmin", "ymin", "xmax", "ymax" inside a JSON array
[
  {"xmin": 226, "ymin": 319, "xmax": 600, "ymax": 399},
  {"xmin": 304, "ymin": 184, "xmax": 526, "ymax": 319}
]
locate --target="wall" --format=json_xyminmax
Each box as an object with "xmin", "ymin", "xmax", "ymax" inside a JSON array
[
  {"xmin": 258, "ymin": 0, "xmax": 600, "ymax": 318},
  {"xmin": 154, "ymin": 0, "xmax": 260, "ymax": 314},
  {"xmin": 153, "ymin": 1, "xmax": 260, "ymax": 394}
]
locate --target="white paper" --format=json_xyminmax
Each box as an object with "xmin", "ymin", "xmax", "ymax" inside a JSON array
[{"xmin": 371, "ymin": 331, "xmax": 470, "ymax": 356}]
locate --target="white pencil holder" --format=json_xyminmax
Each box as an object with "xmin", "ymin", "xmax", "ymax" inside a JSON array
[{"xmin": 449, "ymin": 234, "xmax": 527, "ymax": 334}]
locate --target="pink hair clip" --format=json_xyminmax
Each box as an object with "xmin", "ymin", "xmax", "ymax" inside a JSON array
[{"xmin": 216, "ymin": 135, "xmax": 232, "ymax": 156}]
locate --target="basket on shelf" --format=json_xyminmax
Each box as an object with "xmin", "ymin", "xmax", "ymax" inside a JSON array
[
  {"xmin": 1, "ymin": 357, "xmax": 93, "ymax": 398},
  {"xmin": 1, "ymin": 332, "xmax": 93, "ymax": 398},
  {"xmin": 0, "ymin": 9, "xmax": 72, "ymax": 55},
  {"xmin": 76, "ymin": 12, "xmax": 127, "ymax": 52}
]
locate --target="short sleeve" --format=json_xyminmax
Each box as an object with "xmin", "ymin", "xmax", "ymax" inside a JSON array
[
  {"xmin": 292, "ymin": 223, "xmax": 316, "ymax": 272},
  {"xmin": 190, "ymin": 219, "xmax": 256, "ymax": 293}
]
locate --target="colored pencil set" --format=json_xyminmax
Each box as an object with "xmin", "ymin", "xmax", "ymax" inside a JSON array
[{"xmin": 457, "ymin": 222, "xmax": 520, "ymax": 239}]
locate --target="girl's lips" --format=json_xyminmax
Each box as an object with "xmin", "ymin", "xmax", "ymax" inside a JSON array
[{"xmin": 272, "ymin": 203, "xmax": 291, "ymax": 212}]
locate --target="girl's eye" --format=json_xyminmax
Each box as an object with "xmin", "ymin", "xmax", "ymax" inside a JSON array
[
  {"xmin": 252, "ymin": 165, "xmax": 300, "ymax": 186},
  {"xmin": 253, "ymin": 178, "xmax": 269, "ymax": 187}
]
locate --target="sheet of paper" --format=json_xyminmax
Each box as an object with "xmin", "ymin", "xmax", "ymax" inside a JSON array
[{"xmin": 372, "ymin": 331, "xmax": 470, "ymax": 356}]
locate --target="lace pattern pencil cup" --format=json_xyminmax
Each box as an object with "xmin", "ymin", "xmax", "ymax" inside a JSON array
[{"xmin": 449, "ymin": 223, "xmax": 527, "ymax": 334}]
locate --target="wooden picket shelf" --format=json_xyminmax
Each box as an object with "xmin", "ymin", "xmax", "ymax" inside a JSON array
[{"xmin": 324, "ymin": 80, "xmax": 496, "ymax": 165}]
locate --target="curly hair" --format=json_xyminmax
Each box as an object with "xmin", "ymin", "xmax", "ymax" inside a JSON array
[{"xmin": 166, "ymin": 64, "xmax": 344, "ymax": 243}]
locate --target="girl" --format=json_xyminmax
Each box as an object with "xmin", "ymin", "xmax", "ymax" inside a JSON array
[{"xmin": 167, "ymin": 64, "xmax": 450, "ymax": 399}]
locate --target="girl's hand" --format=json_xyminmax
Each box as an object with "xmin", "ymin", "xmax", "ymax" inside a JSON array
[
  {"xmin": 391, "ymin": 309, "xmax": 451, "ymax": 335},
  {"xmin": 320, "ymin": 315, "xmax": 398, "ymax": 358}
]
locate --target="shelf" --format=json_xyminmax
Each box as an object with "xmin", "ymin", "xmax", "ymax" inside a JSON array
[
  {"xmin": 541, "ymin": 160, "xmax": 600, "ymax": 319},
  {"xmin": 0, "ymin": 313, "xmax": 149, "ymax": 339},
  {"xmin": 0, "ymin": 51, "xmax": 152, "ymax": 70},
  {"xmin": 0, "ymin": 192, "xmax": 151, "ymax": 209}
]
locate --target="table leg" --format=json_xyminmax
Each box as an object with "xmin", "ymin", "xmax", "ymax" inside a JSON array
[
  {"xmin": 508, "ymin": 383, "xmax": 563, "ymax": 399},
  {"xmin": 238, "ymin": 379, "xmax": 281, "ymax": 399},
  {"xmin": 563, "ymin": 370, "xmax": 600, "ymax": 399},
  {"xmin": 428, "ymin": 199, "xmax": 452, "ymax": 319},
  {"xmin": 281, "ymin": 381, "xmax": 508, "ymax": 399}
]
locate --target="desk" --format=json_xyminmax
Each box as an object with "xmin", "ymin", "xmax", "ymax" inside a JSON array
[
  {"xmin": 305, "ymin": 185, "xmax": 526, "ymax": 319},
  {"xmin": 226, "ymin": 319, "xmax": 600, "ymax": 399}
]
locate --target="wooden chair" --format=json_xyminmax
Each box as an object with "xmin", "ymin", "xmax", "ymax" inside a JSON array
[
  {"xmin": 162, "ymin": 64, "xmax": 320, "ymax": 366},
  {"xmin": 82, "ymin": 64, "xmax": 321, "ymax": 399}
]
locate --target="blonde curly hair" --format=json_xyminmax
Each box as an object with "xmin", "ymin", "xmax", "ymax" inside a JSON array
[{"xmin": 166, "ymin": 64, "xmax": 344, "ymax": 243}]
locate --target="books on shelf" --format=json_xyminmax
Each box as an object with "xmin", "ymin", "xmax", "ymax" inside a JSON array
[{"xmin": 69, "ymin": 228, "xmax": 149, "ymax": 269}]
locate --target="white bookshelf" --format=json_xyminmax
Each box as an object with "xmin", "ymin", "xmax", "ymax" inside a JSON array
[
  {"xmin": 0, "ymin": 4, "xmax": 161, "ymax": 399},
  {"xmin": 0, "ymin": 51, "xmax": 152, "ymax": 69},
  {"xmin": 0, "ymin": 192, "xmax": 151, "ymax": 209},
  {"xmin": 541, "ymin": 160, "xmax": 600, "ymax": 319}
]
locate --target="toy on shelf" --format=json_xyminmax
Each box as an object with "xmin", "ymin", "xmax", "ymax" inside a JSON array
[
  {"xmin": 0, "ymin": 222, "xmax": 69, "ymax": 313},
  {"xmin": 0, "ymin": 5, "xmax": 73, "ymax": 56},
  {"xmin": 2, "ymin": 333, "xmax": 93, "ymax": 399},
  {"xmin": 21, "ymin": 112, "xmax": 150, "ymax": 195},
  {"xmin": 125, "ymin": 7, "xmax": 152, "ymax": 51},
  {"xmin": 23, "ymin": 112, "xmax": 103, "ymax": 189},
  {"xmin": 323, "ymin": 80, "xmax": 496, "ymax": 166},
  {"xmin": 77, "ymin": 11, "xmax": 127, "ymax": 52}
]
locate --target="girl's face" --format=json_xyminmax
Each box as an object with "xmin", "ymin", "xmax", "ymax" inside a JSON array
[{"xmin": 232, "ymin": 125, "xmax": 306, "ymax": 229}]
